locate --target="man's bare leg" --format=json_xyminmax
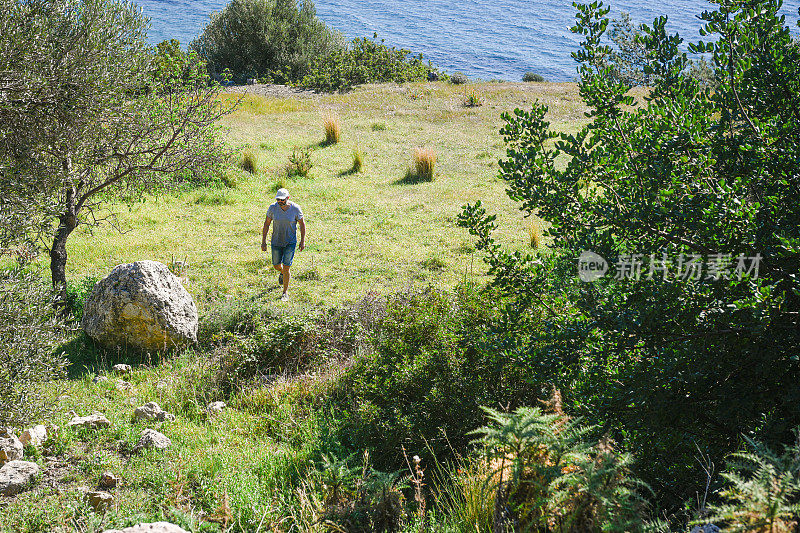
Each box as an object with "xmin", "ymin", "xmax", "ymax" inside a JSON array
[{"xmin": 281, "ymin": 264, "xmax": 290, "ymax": 294}]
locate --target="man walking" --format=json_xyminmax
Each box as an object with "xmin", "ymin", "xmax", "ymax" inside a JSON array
[{"xmin": 262, "ymin": 188, "xmax": 305, "ymax": 301}]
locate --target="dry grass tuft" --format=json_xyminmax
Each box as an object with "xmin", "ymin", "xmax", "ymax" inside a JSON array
[
  {"xmin": 351, "ymin": 148, "xmax": 363, "ymax": 173},
  {"xmin": 323, "ymin": 113, "xmax": 341, "ymax": 145},
  {"xmin": 239, "ymin": 148, "xmax": 258, "ymax": 174},
  {"xmin": 413, "ymin": 147, "xmax": 436, "ymax": 182}
]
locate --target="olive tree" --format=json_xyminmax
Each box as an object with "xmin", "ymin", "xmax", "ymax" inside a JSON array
[
  {"xmin": 0, "ymin": 0, "xmax": 231, "ymax": 303},
  {"xmin": 459, "ymin": 0, "xmax": 800, "ymax": 509}
]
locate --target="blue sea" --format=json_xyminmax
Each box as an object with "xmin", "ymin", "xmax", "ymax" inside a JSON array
[{"xmin": 138, "ymin": 0, "xmax": 800, "ymax": 82}]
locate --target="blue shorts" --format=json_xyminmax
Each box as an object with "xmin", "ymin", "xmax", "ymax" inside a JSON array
[{"xmin": 271, "ymin": 243, "xmax": 296, "ymax": 267}]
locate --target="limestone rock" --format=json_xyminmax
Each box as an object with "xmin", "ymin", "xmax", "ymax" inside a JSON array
[
  {"xmin": 206, "ymin": 401, "xmax": 226, "ymax": 415},
  {"xmin": 133, "ymin": 402, "xmax": 175, "ymax": 422},
  {"xmin": 82, "ymin": 260, "xmax": 199, "ymax": 352},
  {"xmin": 116, "ymin": 379, "xmax": 132, "ymax": 391},
  {"xmin": 0, "ymin": 460, "xmax": 40, "ymax": 496},
  {"xmin": 0, "ymin": 433, "xmax": 23, "ymax": 465},
  {"xmin": 93, "ymin": 375, "xmax": 109, "ymax": 384},
  {"xmin": 112, "ymin": 364, "xmax": 132, "ymax": 373},
  {"xmin": 20, "ymin": 425, "xmax": 47, "ymax": 447},
  {"xmin": 132, "ymin": 429, "xmax": 171, "ymax": 453},
  {"xmin": 99, "ymin": 471, "xmax": 120, "ymax": 488},
  {"xmin": 68, "ymin": 413, "xmax": 111, "ymax": 430},
  {"xmin": 691, "ymin": 526, "xmax": 721, "ymax": 533},
  {"xmin": 102, "ymin": 522, "xmax": 189, "ymax": 533},
  {"xmin": 86, "ymin": 490, "xmax": 114, "ymax": 511}
]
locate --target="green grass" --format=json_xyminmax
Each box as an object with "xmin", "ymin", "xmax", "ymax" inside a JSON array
[{"xmin": 53, "ymin": 81, "xmax": 593, "ymax": 311}]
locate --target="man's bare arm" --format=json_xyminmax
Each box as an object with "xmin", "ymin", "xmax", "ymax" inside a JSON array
[
  {"xmin": 298, "ymin": 218, "xmax": 306, "ymax": 251},
  {"xmin": 261, "ymin": 216, "xmax": 272, "ymax": 251}
]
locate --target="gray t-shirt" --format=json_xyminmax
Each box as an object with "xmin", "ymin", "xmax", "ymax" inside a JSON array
[{"xmin": 266, "ymin": 201, "xmax": 304, "ymax": 246}]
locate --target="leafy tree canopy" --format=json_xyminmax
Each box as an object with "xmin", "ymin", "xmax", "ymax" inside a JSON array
[
  {"xmin": 459, "ymin": 0, "xmax": 800, "ymax": 509},
  {"xmin": 0, "ymin": 0, "xmax": 232, "ymax": 302}
]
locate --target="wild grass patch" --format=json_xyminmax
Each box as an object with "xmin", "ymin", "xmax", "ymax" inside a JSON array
[
  {"xmin": 322, "ymin": 113, "xmax": 341, "ymax": 145},
  {"xmin": 239, "ymin": 148, "xmax": 258, "ymax": 174}
]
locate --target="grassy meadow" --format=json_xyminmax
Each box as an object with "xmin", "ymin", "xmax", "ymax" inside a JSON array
[{"xmin": 61, "ymin": 81, "xmax": 591, "ymax": 309}]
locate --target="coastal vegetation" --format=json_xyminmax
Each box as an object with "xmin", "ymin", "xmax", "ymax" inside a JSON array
[{"xmin": 0, "ymin": 0, "xmax": 798, "ymax": 531}]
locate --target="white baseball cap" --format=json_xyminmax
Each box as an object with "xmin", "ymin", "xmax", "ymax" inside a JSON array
[{"xmin": 275, "ymin": 188, "xmax": 289, "ymax": 200}]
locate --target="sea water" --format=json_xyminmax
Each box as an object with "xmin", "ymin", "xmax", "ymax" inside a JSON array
[{"xmin": 138, "ymin": 0, "xmax": 800, "ymax": 82}]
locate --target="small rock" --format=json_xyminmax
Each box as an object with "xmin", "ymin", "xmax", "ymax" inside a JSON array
[
  {"xmin": 206, "ymin": 401, "xmax": 226, "ymax": 415},
  {"xmin": 68, "ymin": 413, "xmax": 111, "ymax": 430},
  {"xmin": 0, "ymin": 460, "xmax": 40, "ymax": 496},
  {"xmin": 93, "ymin": 375, "xmax": 109, "ymax": 384},
  {"xmin": 0, "ymin": 433, "xmax": 23, "ymax": 465},
  {"xmin": 133, "ymin": 402, "xmax": 175, "ymax": 422},
  {"xmin": 102, "ymin": 522, "xmax": 189, "ymax": 533},
  {"xmin": 132, "ymin": 429, "xmax": 171, "ymax": 453},
  {"xmin": 116, "ymin": 379, "xmax": 132, "ymax": 391},
  {"xmin": 86, "ymin": 490, "xmax": 114, "ymax": 511},
  {"xmin": 155, "ymin": 380, "xmax": 168, "ymax": 391},
  {"xmin": 691, "ymin": 526, "xmax": 721, "ymax": 533},
  {"xmin": 20, "ymin": 425, "xmax": 47, "ymax": 447},
  {"xmin": 112, "ymin": 363, "xmax": 132, "ymax": 373},
  {"xmin": 99, "ymin": 471, "xmax": 120, "ymax": 488}
]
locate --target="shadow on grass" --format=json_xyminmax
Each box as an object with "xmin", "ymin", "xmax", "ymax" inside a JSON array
[
  {"xmin": 338, "ymin": 165, "xmax": 361, "ymax": 177},
  {"xmin": 59, "ymin": 332, "xmax": 167, "ymax": 379},
  {"xmin": 393, "ymin": 169, "xmax": 433, "ymax": 185}
]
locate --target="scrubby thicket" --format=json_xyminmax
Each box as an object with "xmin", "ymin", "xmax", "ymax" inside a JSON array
[
  {"xmin": 300, "ymin": 34, "xmax": 439, "ymax": 92},
  {"xmin": 189, "ymin": 0, "xmax": 436, "ymax": 89}
]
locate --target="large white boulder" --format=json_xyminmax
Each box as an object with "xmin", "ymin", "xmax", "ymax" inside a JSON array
[{"xmin": 82, "ymin": 261, "xmax": 198, "ymax": 352}]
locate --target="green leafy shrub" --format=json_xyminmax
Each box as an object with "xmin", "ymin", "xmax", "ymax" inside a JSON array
[
  {"xmin": 301, "ymin": 33, "xmax": 437, "ymax": 92},
  {"xmin": 459, "ymin": 0, "xmax": 800, "ymax": 512},
  {"xmin": 331, "ymin": 286, "xmax": 537, "ymax": 471},
  {"xmin": 0, "ymin": 270, "xmax": 69, "ymax": 427},
  {"xmin": 190, "ymin": 0, "xmax": 344, "ymax": 84},
  {"xmin": 286, "ymin": 147, "xmax": 313, "ymax": 177},
  {"xmin": 449, "ymin": 72, "xmax": 469, "ymax": 84},
  {"xmin": 522, "ymin": 71, "xmax": 545, "ymax": 82},
  {"xmin": 151, "ymin": 38, "xmax": 209, "ymax": 90}
]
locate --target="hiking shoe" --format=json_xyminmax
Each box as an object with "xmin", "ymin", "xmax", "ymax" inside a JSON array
[
  {"xmin": 278, "ymin": 272, "xmax": 283, "ymax": 285},
  {"xmin": 280, "ymin": 292, "xmax": 289, "ymax": 302}
]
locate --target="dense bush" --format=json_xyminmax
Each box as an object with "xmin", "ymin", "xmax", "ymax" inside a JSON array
[
  {"xmin": 522, "ymin": 71, "xmax": 545, "ymax": 82},
  {"xmin": 331, "ymin": 286, "xmax": 541, "ymax": 471},
  {"xmin": 0, "ymin": 270, "xmax": 69, "ymax": 427},
  {"xmin": 459, "ymin": 0, "xmax": 800, "ymax": 512},
  {"xmin": 302, "ymin": 34, "xmax": 438, "ymax": 92},
  {"xmin": 449, "ymin": 71, "xmax": 469, "ymax": 84},
  {"xmin": 190, "ymin": 0, "xmax": 343, "ymax": 84}
]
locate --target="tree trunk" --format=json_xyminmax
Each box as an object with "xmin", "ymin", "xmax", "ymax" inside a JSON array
[
  {"xmin": 50, "ymin": 210, "xmax": 77, "ymax": 307},
  {"xmin": 51, "ymin": 159, "xmax": 79, "ymax": 309}
]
